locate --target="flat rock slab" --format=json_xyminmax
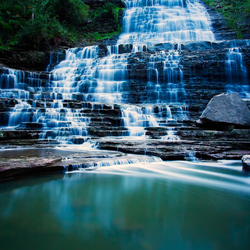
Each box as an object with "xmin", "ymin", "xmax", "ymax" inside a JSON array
[
  {"xmin": 0, "ymin": 147, "xmax": 125, "ymax": 182},
  {"xmin": 200, "ymin": 93, "xmax": 250, "ymax": 127}
]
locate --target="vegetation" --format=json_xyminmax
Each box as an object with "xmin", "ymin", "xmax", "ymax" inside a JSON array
[
  {"xmin": 0, "ymin": 0, "xmax": 124, "ymax": 51},
  {"xmin": 204, "ymin": 0, "xmax": 250, "ymax": 38}
]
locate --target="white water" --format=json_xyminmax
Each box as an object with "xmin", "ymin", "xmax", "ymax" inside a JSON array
[
  {"xmin": 69, "ymin": 159, "xmax": 250, "ymax": 195},
  {"xmin": 226, "ymin": 47, "xmax": 250, "ymax": 98},
  {"xmin": 0, "ymin": 159, "xmax": 249, "ymax": 250},
  {"xmin": 65, "ymin": 155, "xmax": 163, "ymax": 171},
  {"xmin": 2, "ymin": 0, "xmax": 248, "ymax": 146},
  {"xmin": 118, "ymin": 0, "xmax": 215, "ymax": 45}
]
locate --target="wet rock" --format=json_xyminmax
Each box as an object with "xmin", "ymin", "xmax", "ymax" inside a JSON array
[
  {"xmin": 0, "ymin": 98, "xmax": 18, "ymax": 111},
  {"xmin": 118, "ymin": 44, "xmax": 133, "ymax": 54},
  {"xmin": 0, "ymin": 131, "xmax": 41, "ymax": 141},
  {"xmin": 0, "ymin": 50, "xmax": 50, "ymax": 71},
  {"xmin": 0, "ymin": 148, "xmax": 126, "ymax": 181},
  {"xmin": 98, "ymin": 44, "xmax": 108, "ymax": 57},
  {"xmin": 16, "ymin": 122, "xmax": 43, "ymax": 130},
  {"xmin": 242, "ymin": 155, "xmax": 250, "ymax": 171},
  {"xmin": 199, "ymin": 93, "xmax": 250, "ymax": 128}
]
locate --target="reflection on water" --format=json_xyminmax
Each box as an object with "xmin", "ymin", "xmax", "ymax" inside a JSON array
[{"xmin": 0, "ymin": 161, "xmax": 250, "ymax": 250}]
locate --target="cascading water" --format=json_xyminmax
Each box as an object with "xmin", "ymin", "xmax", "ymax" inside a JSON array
[
  {"xmin": 121, "ymin": 105, "xmax": 159, "ymax": 136},
  {"xmin": 118, "ymin": 0, "xmax": 215, "ymax": 45},
  {"xmin": 226, "ymin": 46, "xmax": 250, "ymax": 98},
  {"xmin": 0, "ymin": 0, "xmax": 217, "ymax": 145},
  {"xmin": 117, "ymin": 0, "xmax": 215, "ymax": 137},
  {"xmin": 147, "ymin": 50, "xmax": 185, "ymax": 103},
  {"xmin": 117, "ymin": 0, "xmax": 215, "ymax": 138}
]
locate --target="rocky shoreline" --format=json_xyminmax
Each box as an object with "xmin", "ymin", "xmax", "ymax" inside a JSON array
[
  {"xmin": 0, "ymin": 147, "xmax": 128, "ymax": 182},
  {"xmin": 1, "ymin": 133, "xmax": 249, "ymax": 182}
]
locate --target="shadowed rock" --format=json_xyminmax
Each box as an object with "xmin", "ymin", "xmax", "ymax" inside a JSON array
[{"xmin": 199, "ymin": 93, "xmax": 250, "ymax": 128}]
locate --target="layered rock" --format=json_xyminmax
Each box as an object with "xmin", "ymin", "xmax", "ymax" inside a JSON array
[{"xmin": 0, "ymin": 148, "xmax": 125, "ymax": 182}]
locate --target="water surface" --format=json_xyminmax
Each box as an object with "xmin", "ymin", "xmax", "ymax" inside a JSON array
[{"xmin": 0, "ymin": 160, "xmax": 250, "ymax": 249}]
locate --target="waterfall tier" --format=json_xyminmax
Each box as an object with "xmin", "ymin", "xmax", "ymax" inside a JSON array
[{"xmin": 118, "ymin": 0, "xmax": 215, "ymax": 45}]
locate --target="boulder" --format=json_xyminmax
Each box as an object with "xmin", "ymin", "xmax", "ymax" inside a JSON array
[
  {"xmin": 199, "ymin": 93, "xmax": 250, "ymax": 128},
  {"xmin": 242, "ymin": 155, "xmax": 250, "ymax": 171}
]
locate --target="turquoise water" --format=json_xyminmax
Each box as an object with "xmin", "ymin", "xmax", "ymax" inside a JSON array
[{"xmin": 0, "ymin": 160, "xmax": 250, "ymax": 250}]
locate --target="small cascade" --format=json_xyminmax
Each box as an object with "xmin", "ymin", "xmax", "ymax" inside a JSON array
[
  {"xmin": 226, "ymin": 48, "xmax": 248, "ymax": 83},
  {"xmin": 225, "ymin": 47, "xmax": 250, "ymax": 98},
  {"xmin": 121, "ymin": 105, "xmax": 159, "ymax": 137},
  {"xmin": 184, "ymin": 150, "xmax": 199, "ymax": 162},
  {"xmin": 93, "ymin": 155, "xmax": 162, "ymax": 168},
  {"xmin": 147, "ymin": 50, "xmax": 185, "ymax": 103},
  {"xmin": 161, "ymin": 127, "xmax": 180, "ymax": 141},
  {"xmin": 8, "ymin": 100, "xmax": 32, "ymax": 127},
  {"xmin": 0, "ymin": 63, "xmax": 95, "ymax": 146},
  {"xmin": 36, "ymin": 101, "xmax": 92, "ymax": 144},
  {"xmin": 0, "ymin": 68, "xmax": 29, "ymax": 99},
  {"xmin": 94, "ymin": 48, "xmax": 128, "ymax": 103},
  {"xmin": 51, "ymin": 46, "xmax": 99, "ymax": 101},
  {"xmin": 63, "ymin": 155, "xmax": 163, "ymax": 171},
  {"xmin": 159, "ymin": 105, "xmax": 187, "ymax": 141}
]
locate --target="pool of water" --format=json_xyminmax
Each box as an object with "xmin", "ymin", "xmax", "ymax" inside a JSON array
[{"xmin": 0, "ymin": 160, "xmax": 250, "ymax": 249}]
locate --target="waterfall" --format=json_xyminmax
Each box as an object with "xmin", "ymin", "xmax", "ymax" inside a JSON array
[
  {"xmin": 147, "ymin": 50, "xmax": 185, "ymax": 103},
  {"xmin": 116, "ymin": 0, "xmax": 214, "ymax": 138},
  {"xmin": 63, "ymin": 155, "xmax": 163, "ymax": 171},
  {"xmin": 0, "ymin": 0, "xmax": 216, "ymax": 145},
  {"xmin": 225, "ymin": 46, "xmax": 250, "ymax": 98},
  {"xmin": 118, "ymin": 0, "xmax": 215, "ymax": 45},
  {"xmin": 121, "ymin": 105, "xmax": 159, "ymax": 137}
]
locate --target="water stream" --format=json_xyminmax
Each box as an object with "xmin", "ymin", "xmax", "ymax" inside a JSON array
[
  {"xmin": 226, "ymin": 45, "xmax": 250, "ymax": 98},
  {"xmin": 0, "ymin": 160, "xmax": 249, "ymax": 249}
]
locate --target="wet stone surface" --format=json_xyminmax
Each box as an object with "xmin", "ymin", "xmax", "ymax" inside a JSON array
[{"xmin": 0, "ymin": 147, "xmax": 126, "ymax": 182}]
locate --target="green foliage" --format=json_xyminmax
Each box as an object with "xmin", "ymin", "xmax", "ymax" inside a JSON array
[
  {"xmin": 91, "ymin": 28, "xmax": 123, "ymax": 41},
  {"xmin": 0, "ymin": 0, "xmax": 89, "ymax": 49},
  {"xmin": 90, "ymin": 3, "xmax": 122, "ymax": 25},
  {"xmin": 45, "ymin": 0, "xmax": 89, "ymax": 26},
  {"xmin": 0, "ymin": 0, "xmax": 123, "ymax": 50},
  {"xmin": 203, "ymin": 0, "xmax": 250, "ymax": 38},
  {"xmin": 19, "ymin": 14, "xmax": 67, "ymax": 49},
  {"xmin": 92, "ymin": 32, "xmax": 102, "ymax": 40},
  {"xmin": 89, "ymin": 2, "xmax": 124, "ymax": 40}
]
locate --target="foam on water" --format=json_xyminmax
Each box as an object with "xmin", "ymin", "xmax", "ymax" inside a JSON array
[{"xmin": 84, "ymin": 160, "xmax": 250, "ymax": 194}]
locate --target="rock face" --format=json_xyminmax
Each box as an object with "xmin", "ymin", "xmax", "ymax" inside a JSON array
[
  {"xmin": 201, "ymin": 0, "xmax": 250, "ymax": 40},
  {"xmin": 0, "ymin": 148, "xmax": 125, "ymax": 182},
  {"xmin": 200, "ymin": 93, "xmax": 250, "ymax": 128},
  {"xmin": 83, "ymin": 0, "xmax": 125, "ymax": 7},
  {"xmin": 200, "ymin": 1, "xmax": 238, "ymax": 40}
]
